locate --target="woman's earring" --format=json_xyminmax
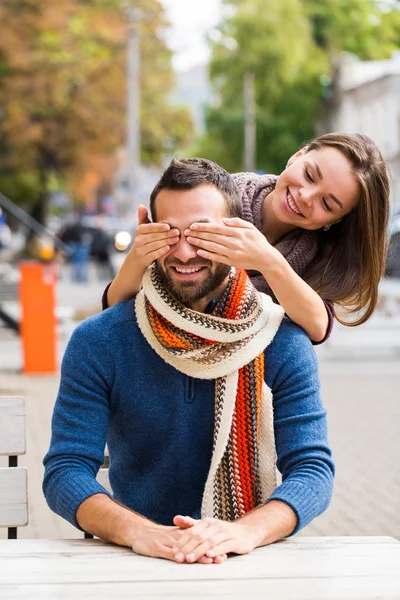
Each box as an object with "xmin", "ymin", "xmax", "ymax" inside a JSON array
[{"xmin": 323, "ymin": 224, "xmax": 331, "ymax": 232}]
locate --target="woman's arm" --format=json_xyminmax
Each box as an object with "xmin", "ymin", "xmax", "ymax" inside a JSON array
[
  {"xmin": 106, "ymin": 206, "xmax": 180, "ymax": 308},
  {"xmin": 259, "ymin": 250, "xmax": 329, "ymax": 342},
  {"xmin": 107, "ymin": 248, "xmax": 147, "ymax": 307},
  {"xmin": 186, "ymin": 218, "xmax": 330, "ymax": 343}
]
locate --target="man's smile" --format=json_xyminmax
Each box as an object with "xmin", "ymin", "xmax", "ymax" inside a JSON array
[{"xmin": 170, "ymin": 265, "xmax": 208, "ymax": 279}]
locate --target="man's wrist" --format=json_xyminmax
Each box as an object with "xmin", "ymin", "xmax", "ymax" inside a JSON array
[
  {"xmin": 234, "ymin": 514, "xmax": 266, "ymax": 550},
  {"xmin": 77, "ymin": 494, "xmax": 152, "ymax": 548},
  {"xmin": 235, "ymin": 501, "xmax": 298, "ymax": 549},
  {"xmin": 129, "ymin": 519, "xmax": 153, "ymax": 551}
]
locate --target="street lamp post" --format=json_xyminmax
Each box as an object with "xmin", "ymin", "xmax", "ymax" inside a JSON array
[
  {"xmin": 243, "ymin": 69, "xmax": 256, "ymax": 172},
  {"xmin": 122, "ymin": 3, "xmax": 143, "ymax": 216}
]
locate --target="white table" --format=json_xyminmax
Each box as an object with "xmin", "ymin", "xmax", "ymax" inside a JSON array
[{"xmin": 0, "ymin": 536, "xmax": 399, "ymax": 599}]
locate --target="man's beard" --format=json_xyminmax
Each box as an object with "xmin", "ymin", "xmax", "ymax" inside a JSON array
[{"xmin": 155, "ymin": 259, "xmax": 231, "ymax": 306}]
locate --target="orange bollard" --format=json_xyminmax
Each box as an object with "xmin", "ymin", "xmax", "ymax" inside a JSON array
[{"xmin": 19, "ymin": 261, "xmax": 58, "ymax": 374}]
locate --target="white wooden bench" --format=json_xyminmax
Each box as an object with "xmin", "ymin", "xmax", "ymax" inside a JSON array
[{"xmin": 0, "ymin": 396, "xmax": 28, "ymax": 539}]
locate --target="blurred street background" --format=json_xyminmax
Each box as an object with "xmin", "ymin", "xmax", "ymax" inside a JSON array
[{"xmin": 0, "ymin": 0, "xmax": 399, "ymax": 541}]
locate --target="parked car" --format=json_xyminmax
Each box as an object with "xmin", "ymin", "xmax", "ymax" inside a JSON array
[
  {"xmin": 80, "ymin": 215, "xmax": 137, "ymax": 253},
  {"xmin": 386, "ymin": 213, "xmax": 400, "ymax": 279},
  {"xmin": 57, "ymin": 215, "xmax": 137, "ymax": 257}
]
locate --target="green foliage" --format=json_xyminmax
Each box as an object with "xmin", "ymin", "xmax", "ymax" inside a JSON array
[
  {"xmin": 305, "ymin": 0, "xmax": 400, "ymax": 59},
  {"xmin": 194, "ymin": 0, "xmax": 400, "ymax": 173},
  {"xmin": 0, "ymin": 0, "xmax": 193, "ymax": 222},
  {"xmin": 0, "ymin": 172, "xmax": 42, "ymax": 209}
]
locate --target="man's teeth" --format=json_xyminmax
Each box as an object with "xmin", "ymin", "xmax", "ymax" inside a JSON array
[
  {"xmin": 287, "ymin": 192, "xmax": 303, "ymax": 215},
  {"xmin": 175, "ymin": 267, "xmax": 203, "ymax": 273}
]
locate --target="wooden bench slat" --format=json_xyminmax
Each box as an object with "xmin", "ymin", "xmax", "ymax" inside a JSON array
[
  {"xmin": 0, "ymin": 467, "xmax": 28, "ymax": 527},
  {"xmin": 0, "ymin": 397, "xmax": 26, "ymax": 455}
]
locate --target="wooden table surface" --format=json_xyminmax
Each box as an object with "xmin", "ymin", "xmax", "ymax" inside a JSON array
[{"xmin": 0, "ymin": 536, "xmax": 399, "ymax": 599}]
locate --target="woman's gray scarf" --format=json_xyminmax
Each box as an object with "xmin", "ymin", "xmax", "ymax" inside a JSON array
[{"xmin": 233, "ymin": 172, "xmax": 319, "ymax": 296}]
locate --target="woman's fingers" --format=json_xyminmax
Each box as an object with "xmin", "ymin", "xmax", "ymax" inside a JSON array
[
  {"xmin": 185, "ymin": 230, "xmax": 234, "ymax": 246},
  {"xmin": 136, "ymin": 223, "xmax": 178, "ymax": 236},
  {"xmin": 135, "ymin": 228, "xmax": 179, "ymax": 250},
  {"xmin": 195, "ymin": 250, "xmax": 231, "ymax": 264},
  {"xmin": 186, "ymin": 233, "xmax": 246, "ymax": 266},
  {"xmin": 138, "ymin": 237, "xmax": 179, "ymax": 254},
  {"xmin": 186, "ymin": 224, "xmax": 234, "ymax": 237},
  {"xmin": 186, "ymin": 236, "xmax": 230, "ymax": 255},
  {"xmin": 222, "ymin": 217, "xmax": 254, "ymax": 228},
  {"xmin": 185, "ymin": 224, "xmax": 253, "ymax": 251},
  {"xmin": 134, "ymin": 239, "xmax": 177, "ymax": 264},
  {"xmin": 188, "ymin": 218, "xmax": 253, "ymax": 234},
  {"xmin": 132, "ymin": 227, "xmax": 179, "ymax": 267},
  {"xmin": 137, "ymin": 204, "xmax": 151, "ymax": 225}
]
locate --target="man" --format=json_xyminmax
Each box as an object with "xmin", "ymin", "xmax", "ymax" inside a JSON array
[{"xmin": 43, "ymin": 158, "xmax": 334, "ymax": 565}]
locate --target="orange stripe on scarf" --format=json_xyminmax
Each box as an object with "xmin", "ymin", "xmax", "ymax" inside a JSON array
[{"xmin": 143, "ymin": 267, "xmax": 268, "ymax": 520}]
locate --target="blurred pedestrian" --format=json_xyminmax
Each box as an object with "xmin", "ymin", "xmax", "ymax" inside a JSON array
[
  {"xmin": 0, "ymin": 210, "xmax": 12, "ymax": 253},
  {"xmin": 91, "ymin": 227, "xmax": 115, "ymax": 281},
  {"xmin": 58, "ymin": 222, "xmax": 91, "ymax": 283},
  {"xmin": 386, "ymin": 232, "xmax": 400, "ymax": 279}
]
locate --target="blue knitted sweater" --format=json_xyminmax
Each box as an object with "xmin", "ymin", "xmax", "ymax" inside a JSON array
[{"xmin": 43, "ymin": 299, "xmax": 334, "ymax": 533}]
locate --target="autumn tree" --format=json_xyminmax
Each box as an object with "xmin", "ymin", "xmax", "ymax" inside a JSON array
[{"xmin": 0, "ymin": 0, "xmax": 193, "ymax": 223}]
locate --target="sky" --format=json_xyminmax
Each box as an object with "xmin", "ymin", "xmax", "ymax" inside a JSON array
[{"xmin": 160, "ymin": 0, "xmax": 222, "ymax": 71}]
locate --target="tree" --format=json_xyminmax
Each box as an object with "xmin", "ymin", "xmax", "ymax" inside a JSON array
[
  {"xmin": 194, "ymin": 0, "xmax": 400, "ymax": 174},
  {"xmin": 0, "ymin": 0, "xmax": 193, "ymax": 223},
  {"xmin": 304, "ymin": 0, "xmax": 400, "ymax": 59}
]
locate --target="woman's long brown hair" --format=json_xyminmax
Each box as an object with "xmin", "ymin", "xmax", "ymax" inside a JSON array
[{"xmin": 302, "ymin": 132, "xmax": 390, "ymax": 326}]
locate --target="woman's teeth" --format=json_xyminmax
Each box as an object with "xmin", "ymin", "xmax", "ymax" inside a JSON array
[{"xmin": 287, "ymin": 191, "xmax": 303, "ymax": 216}]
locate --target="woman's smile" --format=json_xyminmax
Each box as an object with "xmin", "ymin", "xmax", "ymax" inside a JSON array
[
  {"xmin": 264, "ymin": 147, "xmax": 360, "ymax": 234},
  {"xmin": 285, "ymin": 188, "xmax": 304, "ymax": 217}
]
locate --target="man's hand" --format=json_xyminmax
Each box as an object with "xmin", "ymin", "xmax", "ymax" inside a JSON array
[
  {"xmin": 172, "ymin": 502, "xmax": 298, "ymax": 563},
  {"xmin": 132, "ymin": 519, "xmax": 221, "ymax": 565},
  {"xmin": 130, "ymin": 521, "xmax": 182, "ymax": 561},
  {"xmin": 171, "ymin": 515, "xmax": 257, "ymax": 564},
  {"xmin": 77, "ymin": 494, "xmax": 221, "ymax": 565}
]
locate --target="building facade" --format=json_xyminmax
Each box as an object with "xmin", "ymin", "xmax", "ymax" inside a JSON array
[{"xmin": 324, "ymin": 52, "xmax": 400, "ymax": 212}]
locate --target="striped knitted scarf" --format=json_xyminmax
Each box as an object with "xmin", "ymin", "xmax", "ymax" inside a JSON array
[{"xmin": 135, "ymin": 265, "xmax": 284, "ymax": 521}]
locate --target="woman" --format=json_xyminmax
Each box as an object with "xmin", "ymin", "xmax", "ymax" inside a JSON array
[{"xmin": 103, "ymin": 132, "xmax": 390, "ymax": 343}]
